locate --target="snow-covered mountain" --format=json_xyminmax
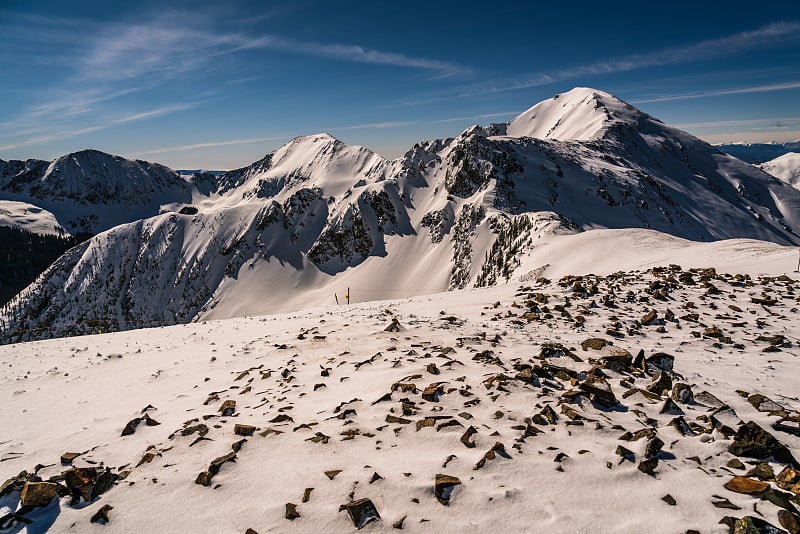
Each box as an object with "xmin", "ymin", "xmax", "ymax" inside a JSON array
[
  {"xmin": 760, "ymin": 152, "xmax": 800, "ymax": 189},
  {"xmin": 0, "ymin": 150, "xmax": 197, "ymax": 236},
  {"xmin": 3, "ymin": 88, "xmax": 800, "ymax": 342},
  {"xmin": 717, "ymin": 141, "xmax": 800, "ymax": 164}
]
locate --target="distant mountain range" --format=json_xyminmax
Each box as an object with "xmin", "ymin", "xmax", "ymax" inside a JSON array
[
  {"xmin": 2, "ymin": 87, "xmax": 800, "ymax": 341},
  {"xmin": 716, "ymin": 141, "xmax": 800, "ymax": 164}
]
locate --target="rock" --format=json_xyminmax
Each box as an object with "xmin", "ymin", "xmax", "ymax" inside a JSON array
[
  {"xmin": 660, "ymin": 398, "xmax": 684, "ymax": 415},
  {"xmin": 599, "ymin": 349, "xmax": 632, "ymax": 372},
  {"xmin": 578, "ymin": 375, "xmax": 618, "ymax": 406},
  {"xmin": 393, "ymin": 516, "xmax": 407, "ymax": 529},
  {"xmin": 219, "ymin": 400, "xmax": 236, "ymax": 416},
  {"xmin": 645, "ymin": 437, "xmax": 664, "ymax": 459},
  {"xmin": 20, "ymin": 482, "xmax": 58, "ymax": 507},
  {"xmin": 662, "ymin": 494, "xmax": 676, "ymax": 506},
  {"xmin": 747, "ymin": 463, "xmax": 776, "ymax": 481},
  {"xmin": 646, "ymin": 352, "xmax": 674, "ymax": 372},
  {"xmin": 712, "ymin": 498, "xmax": 741, "ymax": 510},
  {"xmin": 302, "ymin": 488, "xmax": 314, "ymax": 503},
  {"xmin": 671, "ymin": 383, "xmax": 694, "ymax": 404},
  {"xmin": 1, "ymin": 471, "xmax": 41, "ymax": 497},
  {"xmin": 341, "ymin": 498, "xmax": 381, "ymax": 529},
  {"xmin": 647, "ymin": 372, "xmax": 673, "ymax": 396},
  {"xmin": 422, "ymin": 383, "xmax": 444, "ymax": 402},
  {"xmin": 426, "ymin": 363, "xmax": 440, "ymax": 375},
  {"xmin": 90, "ymin": 504, "xmax": 113, "ymax": 524},
  {"xmin": 695, "ymin": 390, "xmax": 725, "ymax": 407},
  {"xmin": 460, "ymin": 426, "xmax": 478, "ymax": 448},
  {"xmin": 748, "ymin": 394, "xmax": 785, "ymax": 413},
  {"xmin": 724, "ymin": 476, "xmax": 770, "ymax": 495},
  {"xmin": 729, "ymin": 421, "xmax": 798, "ymax": 466},
  {"xmin": 533, "ymin": 405, "xmax": 558, "ymax": 425},
  {"xmin": 777, "ymin": 466, "xmax": 800, "ymax": 493},
  {"xmin": 434, "ymin": 474, "xmax": 461, "ymax": 505},
  {"xmin": 732, "ymin": 516, "xmax": 787, "ymax": 533},
  {"xmin": 581, "ymin": 338, "xmax": 608, "ymax": 351},
  {"xmin": 384, "ymin": 318, "xmax": 402, "ymax": 332},
  {"xmin": 64, "ymin": 467, "xmax": 118, "ymax": 503},
  {"xmin": 615, "ymin": 445, "xmax": 635, "ymax": 462},
  {"xmin": 641, "ymin": 310, "xmax": 657, "ymax": 325},
  {"xmin": 638, "ymin": 457, "xmax": 658, "ymax": 475},
  {"xmin": 325, "ymin": 470, "xmax": 342, "ymax": 480},
  {"xmin": 285, "ymin": 503, "xmax": 300, "ymax": 520},
  {"xmin": 60, "ymin": 452, "xmax": 81, "ymax": 465},
  {"xmin": 779, "ymin": 510, "xmax": 800, "ymax": 534},
  {"xmin": 727, "ymin": 459, "xmax": 746, "ymax": 470},
  {"xmin": 121, "ymin": 413, "xmax": 160, "ymax": 436},
  {"xmin": 234, "ymin": 424, "xmax": 256, "ymax": 436}
]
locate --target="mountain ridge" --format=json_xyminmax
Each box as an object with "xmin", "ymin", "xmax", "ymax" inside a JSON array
[{"xmin": 3, "ymin": 87, "xmax": 800, "ymax": 342}]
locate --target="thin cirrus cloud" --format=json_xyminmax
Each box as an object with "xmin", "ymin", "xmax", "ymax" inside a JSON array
[
  {"xmin": 459, "ymin": 21, "xmax": 800, "ymax": 96},
  {"xmin": 0, "ymin": 102, "xmax": 202, "ymax": 152},
  {"xmin": 630, "ymin": 81, "xmax": 800, "ymax": 103}
]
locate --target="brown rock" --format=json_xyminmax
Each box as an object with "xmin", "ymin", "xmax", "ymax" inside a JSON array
[
  {"xmin": 777, "ymin": 466, "xmax": 800, "ymax": 493},
  {"xmin": 724, "ymin": 476, "xmax": 770, "ymax": 495},
  {"xmin": 641, "ymin": 310, "xmax": 657, "ymax": 326},
  {"xmin": 325, "ymin": 470, "xmax": 342, "ymax": 480},
  {"xmin": 434, "ymin": 474, "xmax": 461, "ymax": 505},
  {"xmin": 90, "ymin": 504, "xmax": 113, "ymax": 524},
  {"xmin": 20, "ymin": 482, "xmax": 58, "ymax": 507},
  {"xmin": 285, "ymin": 503, "xmax": 300, "ymax": 520},
  {"xmin": 219, "ymin": 400, "xmax": 236, "ymax": 416},
  {"xmin": 638, "ymin": 457, "xmax": 658, "ymax": 475},
  {"xmin": 732, "ymin": 516, "xmax": 786, "ymax": 533},
  {"xmin": 581, "ymin": 338, "xmax": 609, "ymax": 351},
  {"xmin": 779, "ymin": 510, "xmax": 800, "ymax": 534},
  {"xmin": 729, "ymin": 421, "xmax": 798, "ymax": 466},
  {"xmin": 460, "ymin": 426, "xmax": 478, "ymax": 448},
  {"xmin": 60, "ymin": 452, "xmax": 81, "ymax": 466},
  {"xmin": 234, "ymin": 424, "xmax": 256, "ymax": 436},
  {"xmin": 422, "ymin": 383, "xmax": 444, "ymax": 402}
]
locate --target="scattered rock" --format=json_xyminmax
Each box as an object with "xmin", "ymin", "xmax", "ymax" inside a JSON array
[
  {"xmin": 384, "ymin": 318, "xmax": 402, "ymax": 332},
  {"xmin": 646, "ymin": 352, "xmax": 674, "ymax": 372},
  {"xmin": 393, "ymin": 516, "xmax": 407, "ymax": 529},
  {"xmin": 340, "ymin": 498, "xmax": 381, "ymax": 529},
  {"xmin": 64, "ymin": 467, "xmax": 118, "ymax": 503},
  {"xmin": 325, "ymin": 470, "xmax": 342, "ymax": 480},
  {"xmin": 219, "ymin": 400, "xmax": 236, "ymax": 416},
  {"xmin": 434, "ymin": 474, "xmax": 461, "ymax": 505},
  {"xmin": 730, "ymin": 516, "xmax": 786, "ymax": 533},
  {"xmin": 662, "ymin": 494, "xmax": 676, "ymax": 505},
  {"xmin": 776, "ymin": 467, "xmax": 800, "ymax": 493}
]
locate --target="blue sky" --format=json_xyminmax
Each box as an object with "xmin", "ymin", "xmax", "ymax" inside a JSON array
[{"xmin": 1, "ymin": 1, "xmax": 799, "ymax": 169}]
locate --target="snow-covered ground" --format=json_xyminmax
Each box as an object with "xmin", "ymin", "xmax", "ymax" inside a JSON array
[
  {"xmin": 2, "ymin": 237, "xmax": 798, "ymax": 533},
  {"xmin": 760, "ymin": 153, "xmax": 800, "ymax": 190},
  {"xmin": 0, "ymin": 201, "xmax": 66, "ymax": 236}
]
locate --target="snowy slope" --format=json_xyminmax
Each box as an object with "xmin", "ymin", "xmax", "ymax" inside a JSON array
[
  {"xmin": 0, "ymin": 150, "xmax": 198, "ymax": 236},
  {"xmin": 4, "ymin": 88, "xmax": 800, "ymax": 342},
  {"xmin": 760, "ymin": 153, "xmax": 800, "ymax": 189},
  {"xmin": 0, "ymin": 200, "xmax": 66, "ymax": 236},
  {"xmin": 1, "ymin": 251, "xmax": 799, "ymax": 533}
]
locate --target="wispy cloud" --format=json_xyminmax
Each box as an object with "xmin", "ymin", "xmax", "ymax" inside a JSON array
[
  {"xmin": 240, "ymin": 36, "xmax": 469, "ymax": 77},
  {"xmin": 631, "ymin": 81, "xmax": 800, "ymax": 103},
  {"xmin": 335, "ymin": 121, "xmax": 414, "ymax": 131},
  {"xmin": 0, "ymin": 102, "xmax": 200, "ymax": 151},
  {"xmin": 431, "ymin": 111, "xmax": 520, "ymax": 124},
  {"xmin": 132, "ymin": 135, "xmax": 292, "ymax": 156},
  {"xmin": 461, "ymin": 22, "xmax": 800, "ymax": 96},
  {"xmin": 675, "ymin": 116, "xmax": 800, "ymax": 129}
]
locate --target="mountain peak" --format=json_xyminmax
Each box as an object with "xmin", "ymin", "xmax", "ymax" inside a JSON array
[{"xmin": 506, "ymin": 87, "xmax": 638, "ymax": 141}]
